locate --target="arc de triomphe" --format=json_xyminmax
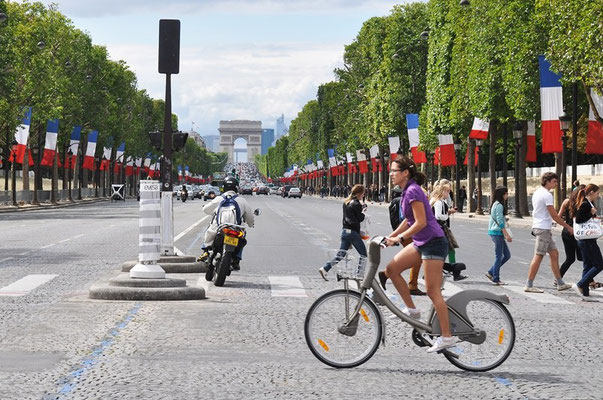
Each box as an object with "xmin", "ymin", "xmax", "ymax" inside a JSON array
[{"xmin": 219, "ymin": 120, "xmax": 262, "ymax": 163}]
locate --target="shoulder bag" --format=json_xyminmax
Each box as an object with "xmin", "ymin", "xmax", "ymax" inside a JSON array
[{"xmin": 573, "ymin": 201, "xmax": 602, "ymax": 240}]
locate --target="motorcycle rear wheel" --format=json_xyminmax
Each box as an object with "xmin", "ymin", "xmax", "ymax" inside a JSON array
[{"xmin": 214, "ymin": 252, "xmax": 231, "ymax": 287}]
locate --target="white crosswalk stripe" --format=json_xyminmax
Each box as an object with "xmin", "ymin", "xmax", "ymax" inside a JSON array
[
  {"xmin": 0, "ymin": 274, "xmax": 58, "ymax": 297},
  {"xmin": 269, "ymin": 276, "xmax": 307, "ymax": 297},
  {"xmin": 503, "ymin": 284, "xmax": 573, "ymax": 304}
]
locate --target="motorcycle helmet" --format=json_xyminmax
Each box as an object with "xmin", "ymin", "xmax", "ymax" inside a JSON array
[{"xmin": 223, "ymin": 176, "xmax": 239, "ymax": 193}]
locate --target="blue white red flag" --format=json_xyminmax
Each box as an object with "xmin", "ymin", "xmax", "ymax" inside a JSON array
[
  {"xmin": 538, "ymin": 55, "xmax": 563, "ymax": 153},
  {"xmin": 586, "ymin": 89, "xmax": 603, "ymax": 154},
  {"xmin": 41, "ymin": 119, "xmax": 59, "ymax": 167},
  {"xmin": 406, "ymin": 114, "xmax": 426, "ymax": 163},
  {"xmin": 82, "ymin": 130, "xmax": 98, "ymax": 170}
]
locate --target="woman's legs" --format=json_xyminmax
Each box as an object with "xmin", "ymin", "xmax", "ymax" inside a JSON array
[
  {"xmin": 386, "ymin": 245, "xmax": 422, "ymax": 309},
  {"xmin": 323, "ymin": 232, "xmax": 352, "ymax": 272},
  {"xmin": 560, "ymin": 236, "xmax": 577, "ymax": 277},
  {"xmin": 501, "ymin": 240, "xmax": 511, "ymax": 267},
  {"xmin": 423, "ymin": 259, "xmax": 451, "ymax": 337},
  {"xmin": 488, "ymin": 235, "xmax": 505, "ymax": 282},
  {"xmin": 577, "ymin": 240, "xmax": 603, "ymax": 293}
]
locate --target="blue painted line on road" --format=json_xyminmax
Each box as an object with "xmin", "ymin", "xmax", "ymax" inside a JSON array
[
  {"xmin": 495, "ymin": 376, "xmax": 512, "ymax": 387},
  {"xmin": 51, "ymin": 303, "xmax": 142, "ymax": 399}
]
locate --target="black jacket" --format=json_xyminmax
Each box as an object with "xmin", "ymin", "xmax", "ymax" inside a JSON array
[
  {"xmin": 342, "ymin": 198, "xmax": 365, "ymax": 233},
  {"xmin": 575, "ymin": 200, "xmax": 595, "ymax": 224}
]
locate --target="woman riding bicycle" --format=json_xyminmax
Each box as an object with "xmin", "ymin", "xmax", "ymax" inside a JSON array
[{"xmin": 384, "ymin": 155, "xmax": 457, "ymax": 353}]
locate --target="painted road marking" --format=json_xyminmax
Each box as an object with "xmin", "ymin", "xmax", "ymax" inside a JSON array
[
  {"xmin": 41, "ymin": 243, "xmax": 56, "ymax": 249},
  {"xmin": 504, "ymin": 284, "xmax": 573, "ymax": 304},
  {"xmin": 174, "ymin": 215, "xmax": 211, "ymax": 242},
  {"xmin": 58, "ymin": 238, "xmax": 71, "ymax": 243},
  {"xmin": 73, "ymin": 234, "xmax": 85, "ymax": 239},
  {"xmin": 0, "ymin": 274, "xmax": 58, "ymax": 296},
  {"xmin": 418, "ymin": 278, "xmax": 464, "ymax": 297},
  {"xmin": 269, "ymin": 276, "xmax": 308, "ymax": 298},
  {"xmin": 18, "ymin": 251, "xmax": 31, "ymax": 256},
  {"xmin": 0, "ymin": 257, "xmax": 14, "ymax": 263}
]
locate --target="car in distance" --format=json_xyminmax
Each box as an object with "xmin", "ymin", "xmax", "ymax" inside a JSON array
[
  {"xmin": 240, "ymin": 186, "xmax": 254, "ymax": 195},
  {"xmin": 287, "ymin": 187, "xmax": 302, "ymax": 198},
  {"xmin": 281, "ymin": 185, "xmax": 294, "ymax": 198},
  {"xmin": 257, "ymin": 186, "xmax": 269, "ymax": 195},
  {"xmin": 270, "ymin": 186, "xmax": 280, "ymax": 195},
  {"xmin": 203, "ymin": 185, "xmax": 221, "ymax": 201}
]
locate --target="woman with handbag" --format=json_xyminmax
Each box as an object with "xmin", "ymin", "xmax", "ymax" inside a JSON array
[
  {"xmin": 571, "ymin": 184, "xmax": 602, "ymax": 301},
  {"xmin": 429, "ymin": 180, "xmax": 467, "ymax": 281},
  {"xmin": 485, "ymin": 186, "xmax": 512, "ymax": 286},
  {"xmin": 557, "ymin": 186, "xmax": 584, "ymax": 282}
]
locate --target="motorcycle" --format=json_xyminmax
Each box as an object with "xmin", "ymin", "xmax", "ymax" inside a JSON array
[
  {"xmin": 205, "ymin": 208, "xmax": 260, "ymax": 286},
  {"xmin": 181, "ymin": 190, "xmax": 188, "ymax": 202}
]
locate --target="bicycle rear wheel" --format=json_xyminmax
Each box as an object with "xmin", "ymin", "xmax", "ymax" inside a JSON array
[
  {"xmin": 304, "ymin": 289, "xmax": 382, "ymax": 368},
  {"xmin": 444, "ymin": 299, "xmax": 515, "ymax": 372}
]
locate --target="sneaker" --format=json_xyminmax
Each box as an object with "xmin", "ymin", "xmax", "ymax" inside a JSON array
[
  {"xmin": 492, "ymin": 281, "xmax": 507, "ymax": 286},
  {"xmin": 197, "ymin": 251, "xmax": 209, "ymax": 263},
  {"xmin": 557, "ymin": 283, "xmax": 572, "ymax": 291},
  {"xmin": 453, "ymin": 275, "xmax": 468, "ymax": 282},
  {"xmin": 573, "ymin": 284, "xmax": 585, "ymax": 298},
  {"xmin": 318, "ymin": 267, "xmax": 328, "ymax": 281},
  {"xmin": 524, "ymin": 286, "xmax": 544, "ymax": 293},
  {"xmin": 485, "ymin": 272, "xmax": 494, "ymax": 283},
  {"xmin": 401, "ymin": 307, "xmax": 421, "ymax": 319},
  {"xmin": 582, "ymin": 296, "xmax": 598, "ymax": 302},
  {"xmin": 427, "ymin": 336, "xmax": 459, "ymax": 353},
  {"xmin": 553, "ymin": 280, "xmax": 558, "ymax": 287},
  {"xmin": 410, "ymin": 288, "xmax": 427, "ymax": 296}
]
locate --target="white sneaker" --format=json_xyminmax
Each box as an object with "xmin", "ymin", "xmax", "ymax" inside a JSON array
[
  {"xmin": 401, "ymin": 307, "xmax": 421, "ymax": 319},
  {"xmin": 524, "ymin": 286, "xmax": 544, "ymax": 293},
  {"xmin": 427, "ymin": 336, "xmax": 458, "ymax": 353},
  {"xmin": 318, "ymin": 267, "xmax": 328, "ymax": 281},
  {"xmin": 557, "ymin": 283, "xmax": 572, "ymax": 291}
]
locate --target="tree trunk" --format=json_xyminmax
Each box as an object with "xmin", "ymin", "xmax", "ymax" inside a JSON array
[
  {"xmin": 467, "ymin": 138, "xmax": 476, "ymax": 212},
  {"xmin": 489, "ymin": 120, "xmax": 498, "ymax": 205},
  {"xmin": 22, "ymin": 149, "xmax": 30, "ymax": 191},
  {"xmin": 554, "ymin": 153, "xmax": 561, "ymax": 209},
  {"xmin": 52, "ymin": 151, "xmax": 58, "ymax": 203},
  {"xmin": 519, "ymin": 128, "xmax": 529, "ymax": 216}
]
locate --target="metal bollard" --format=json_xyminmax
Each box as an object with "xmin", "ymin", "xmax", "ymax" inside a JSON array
[{"xmin": 130, "ymin": 180, "xmax": 166, "ymax": 279}]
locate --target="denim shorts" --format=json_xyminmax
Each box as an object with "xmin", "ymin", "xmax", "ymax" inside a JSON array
[{"xmin": 414, "ymin": 236, "xmax": 449, "ymax": 261}]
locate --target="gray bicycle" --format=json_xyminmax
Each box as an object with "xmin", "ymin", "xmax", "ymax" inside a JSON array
[{"xmin": 304, "ymin": 236, "xmax": 515, "ymax": 371}]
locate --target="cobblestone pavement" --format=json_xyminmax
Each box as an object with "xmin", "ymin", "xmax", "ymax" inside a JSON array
[{"xmin": 0, "ymin": 196, "xmax": 602, "ymax": 399}]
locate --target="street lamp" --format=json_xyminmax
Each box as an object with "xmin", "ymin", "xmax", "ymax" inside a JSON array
[
  {"xmin": 94, "ymin": 156, "xmax": 101, "ymax": 197},
  {"xmin": 10, "ymin": 140, "xmax": 17, "ymax": 206},
  {"xmin": 420, "ymin": 30, "xmax": 429, "ymax": 40},
  {"xmin": 454, "ymin": 138, "xmax": 462, "ymax": 210},
  {"xmin": 460, "ymin": 0, "xmax": 470, "ymax": 6},
  {"xmin": 475, "ymin": 139, "xmax": 484, "ymax": 215},
  {"xmin": 559, "ymin": 111, "xmax": 571, "ymax": 201},
  {"xmin": 67, "ymin": 148, "xmax": 74, "ymax": 202},
  {"xmin": 512, "ymin": 122, "xmax": 523, "ymax": 218}
]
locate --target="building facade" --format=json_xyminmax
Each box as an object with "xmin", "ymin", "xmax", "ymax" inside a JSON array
[
  {"xmin": 261, "ymin": 128, "xmax": 274, "ymax": 155},
  {"xmin": 218, "ymin": 120, "xmax": 262, "ymax": 163}
]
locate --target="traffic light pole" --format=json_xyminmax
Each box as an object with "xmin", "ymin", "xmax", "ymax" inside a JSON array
[{"xmin": 160, "ymin": 73, "xmax": 175, "ymax": 256}]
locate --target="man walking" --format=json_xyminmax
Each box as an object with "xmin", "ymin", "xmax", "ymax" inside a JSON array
[
  {"xmin": 525, "ymin": 172, "xmax": 573, "ymax": 292},
  {"xmin": 458, "ymin": 185, "xmax": 467, "ymax": 212}
]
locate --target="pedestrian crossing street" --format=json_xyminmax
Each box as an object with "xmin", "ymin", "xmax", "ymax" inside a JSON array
[{"xmin": 2, "ymin": 273, "xmax": 602, "ymax": 305}]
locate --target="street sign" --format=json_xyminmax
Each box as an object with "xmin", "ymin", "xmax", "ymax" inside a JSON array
[{"xmin": 140, "ymin": 181, "xmax": 160, "ymax": 192}]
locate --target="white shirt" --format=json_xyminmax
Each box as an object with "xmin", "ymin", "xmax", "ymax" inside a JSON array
[
  {"xmin": 203, "ymin": 191, "xmax": 255, "ymax": 227},
  {"xmin": 531, "ymin": 186, "xmax": 554, "ymax": 229}
]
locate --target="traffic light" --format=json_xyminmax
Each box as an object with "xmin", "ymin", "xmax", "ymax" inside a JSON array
[{"xmin": 172, "ymin": 131, "xmax": 188, "ymax": 151}]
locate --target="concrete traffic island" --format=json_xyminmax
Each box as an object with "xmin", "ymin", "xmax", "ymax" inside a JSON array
[
  {"xmin": 88, "ymin": 273, "xmax": 205, "ymax": 301},
  {"xmin": 121, "ymin": 255, "xmax": 207, "ymax": 273},
  {"xmin": 89, "ymin": 181, "xmax": 206, "ymax": 301}
]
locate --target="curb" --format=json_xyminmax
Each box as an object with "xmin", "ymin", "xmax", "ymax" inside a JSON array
[{"xmin": 0, "ymin": 197, "xmax": 113, "ymax": 213}]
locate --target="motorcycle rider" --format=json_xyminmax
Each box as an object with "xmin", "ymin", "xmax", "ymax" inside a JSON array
[
  {"xmin": 198, "ymin": 176, "xmax": 255, "ymax": 270},
  {"xmin": 181, "ymin": 185, "xmax": 188, "ymax": 202}
]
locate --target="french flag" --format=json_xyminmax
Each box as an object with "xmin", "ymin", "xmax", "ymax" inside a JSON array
[
  {"xmin": 369, "ymin": 145, "xmax": 382, "ymax": 172},
  {"xmin": 143, "ymin": 153, "xmax": 152, "ymax": 175},
  {"xmin": 586, "ymin": 89, "xmax": 603, "ymax": 154},
  {"xmin": 177, "ymin": 165, "xmax": 183, "ymax": 181},
  {"xmin": 406, "ymin": 114, "xmax": 426, "ymax": 163},
  {"xmin": 388, "ymin": 136, "xmax": 400, "ymax": 161},
  {"xmin": 134, "ymin": 157, "xmax": 142, "ymax": 175},
  {"xmin": 184, "ymin": 165, "xmax": 190, "ymax": 182},
  {"xmin": 100, "ymin": 146, "xmax": 112, "ymax": 170},
  {"xmin": 469, "ymin": 117, "xmax": 489, "ymax": 140},
  {"xmin": 125, "ymin": 157, "xmax": 134, "ymax": 176},
  {"xmin": 346, "ymin": 152, "xmax": 356, "ymax": 174},
  {"xmin": 68, "ymin": 126, "xmax": 81, "ymax": 169},
  {"xmin": 82, "ymin": 130, "xmax": 98, "ymax": 170},
  {"xmin": 113, "ymin": 142, "xmax": 125, "ymax": 174},
  {"xmin": 526, "ymin": 121, "xmax": 537, "ymax": 162},
  {"xmin": 356, "ymin": 149, "xmax": 368, "ymax": 174},
  {"xmin": 437, "ymin": 134, "xmax": 456, "ymax": 167},
  {"xmin": 10, "ymin": 107, "xmax": 32, "ymax": 165},
  {"xmin": 328, "ymin": 149, "xmax": 338, "ymax": 176},
  {"xmin": 40, "ymin": 119, "xmax": 59, "ymax": 167},
  {"xmin": 539, "ymin": 55, "xmax": 564, "ymax": 153}
]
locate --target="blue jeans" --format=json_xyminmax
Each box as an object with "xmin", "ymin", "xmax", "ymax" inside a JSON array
[
  {"xmin": 488, "ymin": 235, "xmax": 511, "ymax": 283},
  {"xmin": 576, "ymin": 239, "xmax": 603, "ymax": 295},
  {"xmin": 323, "ymin": 229, "xmax": 367, "ymax": 272}
]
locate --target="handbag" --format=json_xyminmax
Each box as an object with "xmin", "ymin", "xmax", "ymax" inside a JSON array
[
  {"xmin": 573, "ymin": 200, "xmax": 602, "ymax": 240},
  {"xmin": 441, "ymin": 223, "xmax": 459, "ymax": 250},
  {"xmin": 505, "ymin": 222, "xmax": 513, "ymax": 239}
]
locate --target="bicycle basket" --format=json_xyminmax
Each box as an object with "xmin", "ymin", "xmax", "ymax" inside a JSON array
[{"xmin": 327, "ymin": 250, "xmax": 367, "ymax": 280}]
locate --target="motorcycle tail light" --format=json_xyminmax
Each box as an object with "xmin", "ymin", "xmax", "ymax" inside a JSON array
[{"xmin": 223, "ymin": 228, "xmax": 243, "ymax": 238}]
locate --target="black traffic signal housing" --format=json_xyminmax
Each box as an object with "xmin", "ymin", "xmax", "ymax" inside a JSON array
[{"xmin": 172, "ymin": 131, "xmax": 188, "ymax": 151}]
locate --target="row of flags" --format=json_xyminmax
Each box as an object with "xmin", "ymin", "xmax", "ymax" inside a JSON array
[{"xmin": 177, "ymin": 165, "xmax": 207, "ymax": 184}]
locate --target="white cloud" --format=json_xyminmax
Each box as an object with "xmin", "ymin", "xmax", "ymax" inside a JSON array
[{"xmin": 108, "ymin": 41, "xmax": 342, "ymax": 135}]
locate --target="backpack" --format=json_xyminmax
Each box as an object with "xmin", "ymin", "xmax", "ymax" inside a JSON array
[
  {"xmin": 216, "ymin": 194, "xmax": 242, "ymax": 225},
  {"xmin": 389, "ymin": 192, "xmax": 403, "ymax": 231}
]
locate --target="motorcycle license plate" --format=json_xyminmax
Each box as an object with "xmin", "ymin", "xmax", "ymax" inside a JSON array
[{"xmin": 224, "ymin": 236, "xmax": 239, "ymax": 246}]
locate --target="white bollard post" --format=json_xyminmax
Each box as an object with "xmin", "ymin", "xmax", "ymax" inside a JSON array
[
  {"xmin": 160, "ymin": 191, "xmax": 175, "ymax": 256},
  {"xmin": 130, "ymin": 180, "xmax": 166, "ymax": 279}
]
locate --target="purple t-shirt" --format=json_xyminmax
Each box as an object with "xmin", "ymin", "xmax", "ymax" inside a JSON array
[{"xmin": 400, "ymin": 179, "xmax": 445, "ymax": 247}]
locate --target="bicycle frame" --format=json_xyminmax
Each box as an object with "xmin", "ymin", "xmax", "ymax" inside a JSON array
[{"xmin": 340, "ymin": 236, "xmax": 511, "ymax": 343}]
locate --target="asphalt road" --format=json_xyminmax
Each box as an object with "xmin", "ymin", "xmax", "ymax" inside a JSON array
[{"xmin": 0, "ymin": 194, "xmax": 601, "ymax": 399}]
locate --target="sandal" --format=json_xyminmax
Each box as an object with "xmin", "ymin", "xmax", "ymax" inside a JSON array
[{"xmin": 589, "ymin": 281, "xmax": 603, "ymax": 289}]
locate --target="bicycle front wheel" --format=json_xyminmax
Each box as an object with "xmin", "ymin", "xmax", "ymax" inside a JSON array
[
  {"xmin": 304, "ymin": 289, "xmax": 382, "ymax": 368},
  {"xmin": 444, "ymin": 299, "xmax": 515, "ymax": 372}
]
